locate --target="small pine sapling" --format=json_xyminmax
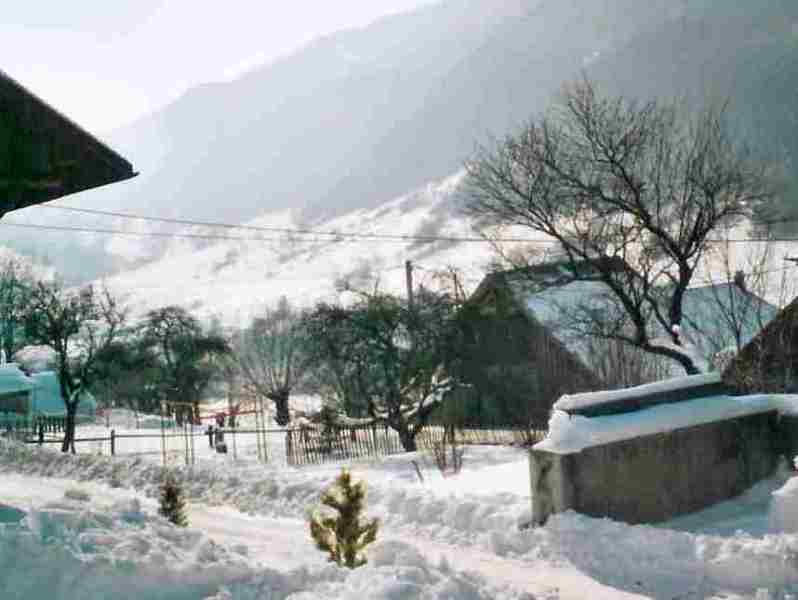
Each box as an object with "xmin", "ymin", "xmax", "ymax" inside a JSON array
[
  {"xmin": 308, "ymin": 469, "xmax": 379, "ymax": 568},
  {"xmin": 158, "ymin": 471, "xmax": 188, "ymax": 527}
]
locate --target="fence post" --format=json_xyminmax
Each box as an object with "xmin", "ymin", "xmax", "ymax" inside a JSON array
[
  {"xmin": 38, "ymin": 423, "xmax": 44, "ymax": 446},
  {"xmin": 110, "ymin": 429, "xmax": 115, "ymax": 456}
]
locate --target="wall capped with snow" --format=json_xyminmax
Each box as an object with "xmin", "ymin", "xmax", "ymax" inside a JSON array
[
  {"xmin": 553, "ymin": 372, "xmax": 730, "ymax": 418},
  {"xmin": 530, "ymin": 389, "xmax": 798, "ymax": 526},
  {"xmin": 530, "ymin": 410, "xmax": 781, "ymax": 525}
]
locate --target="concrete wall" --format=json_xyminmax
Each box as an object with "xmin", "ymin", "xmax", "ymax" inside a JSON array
[{"xmin": 530, "ymin": 410, "xmax": 781, "ymax": 525}]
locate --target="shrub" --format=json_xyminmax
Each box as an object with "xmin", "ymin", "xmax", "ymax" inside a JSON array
[
  {"xmin": 158, "ymin": 471, "xmax": 188, "ymax": 527},
  {"xmin": 309, "ymin": 469, "xmax": 379, "ymax": 568},
  {"xmin": 430, "ymin": 430, "xmax": 463, "ymax": 477}
]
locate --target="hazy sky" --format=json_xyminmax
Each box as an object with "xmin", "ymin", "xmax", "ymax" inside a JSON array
[{"xmin": 2, "ymin": 1, "xmax": 436, "ymax": 135}]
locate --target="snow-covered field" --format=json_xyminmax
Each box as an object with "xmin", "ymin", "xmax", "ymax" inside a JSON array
[{"xmin": 4, "ymin": 419, "xmax": 798, "ymax": 599}]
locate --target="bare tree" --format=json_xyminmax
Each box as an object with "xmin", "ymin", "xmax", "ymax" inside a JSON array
[
  {"xmin": 466, "ymin": 77, "xmax": 777, "ymax": 374},
  {"xmin": 584, "ymin": 337, "xmax": 669, "ymax": 389},
  {"xmin": 232, "ymin": 297, "xmax": 302, "ymax": 426},
  {"xmin": 24, "ymin": 282, "xmax": 126, "ymax": 453},
  {"xmin": 0, "ymin": 257, "xmax": 35, "ymax": 361},
  {"xmin": 687, "ymin": 231, "xmax": 782, "ymax": 368}
]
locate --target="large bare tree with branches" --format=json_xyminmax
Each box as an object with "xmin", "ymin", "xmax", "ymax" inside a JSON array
[
  {"xmin": 24, "ymin": 282, "xmax": 126, "ymax": 452},
  {"xmin": 466, "ymin": 78, "xmax": 777, "ymax": 374},
  {"xmin": 232, "ymin": 297, "xmax": 302, "ymax": 426}
]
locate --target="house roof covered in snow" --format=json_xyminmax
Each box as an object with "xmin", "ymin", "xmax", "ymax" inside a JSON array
[
  {"xmin": 0, "ymin": 69, "xmax": 137, "ymax": 215},
  {"xmin": 30, "ymin": 371, "xmax": 96, "ymax": 415},
  {"xmin": 0, "ymin": 363, "xmax": 36, "ymax": 396},
  {"xmin": 471, "ymin": 258, "xmax": 777, "ymax": 377}
]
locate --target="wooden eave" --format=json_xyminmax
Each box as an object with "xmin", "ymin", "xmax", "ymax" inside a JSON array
[{"xmin": 0, "ymin": 69, "xmax": 137, "ymax": 215}]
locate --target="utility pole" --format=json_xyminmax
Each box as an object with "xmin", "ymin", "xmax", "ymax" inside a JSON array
[{"xmin": 405, "ymin": 260, "xmax": 414, "ymax": 310}]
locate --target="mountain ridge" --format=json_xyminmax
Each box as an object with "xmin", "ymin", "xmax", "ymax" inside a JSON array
[{"xmin": 6, "ymin": 0, "xmax": 798, "ymax": 287}]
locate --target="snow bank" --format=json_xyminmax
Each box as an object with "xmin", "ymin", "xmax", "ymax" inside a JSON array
[
  {"xmin": 553, "ymin": 372, "xmax": 722, "ymax": 413},
  {"xmin": 0, "ymin": 440, "xmax": 532, "ymax": 548},
  {"xmin": 218, "ymin": 540, "xmax": 532, "ymax": 600},
  {"xmin": 8, "ymin": 438, "xmax": 798, "ymax": 597},
  {"xmin": 770, "ymin": 477, "xmax": 798, "ymax": 534},
  {"xmin": 0, "ymin": 496, "xmax": 252, "ymax": 599},
  {"xmin": 0, "ymin": 498, "xmax": 531, "ymax": 600},
  {"xmin": 537, "ymin": 394, "xmax": 798, "ymax": 454},
  {"xmin": 500, "ymin": 511, "xmax": 798, "ymax": 597}
]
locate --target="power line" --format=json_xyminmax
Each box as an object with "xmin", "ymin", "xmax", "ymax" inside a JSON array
[
  {"xmin": 42, "ymin": 203, "xmax": 798, "ymax": 244},
  {"xmin": 9, "ymin": 207, "xmax": 798, "ymax": 245},
  {"xmin": 0, "ymin": 220, "xmax": 505, "ymax": 244},
  {"xmin": 35, "ymin": 204, "xmax": 536, "ymax": 244},
  {"xmin": 0, "ymin": 221, "xmax": 269, "ymax": 242}
]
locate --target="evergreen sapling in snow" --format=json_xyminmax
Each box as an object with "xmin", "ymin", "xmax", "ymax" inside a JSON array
[
  {"xmin": 158, "ymin": 471, "xmax": 188, "ymax": 527},
  {"xmin": 309, "ymin": 469, "xmax": 379, "ymax": 568}
]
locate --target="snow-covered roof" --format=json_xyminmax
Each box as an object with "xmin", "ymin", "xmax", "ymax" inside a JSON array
[
  {"xmin": 0, "ymin": 364, "xmax": 36, "ymax": 396},
  {"xmin": 492, "ymin": 262, "xmax": 777, "ymax": 374},
  {"xmin": 30, "ymin": 372, "xmax": 96, "ymax": 415},
  {"xmin": 519, "ymin": 278, "xmax": 620, "ymax": 367},
  {"xmin": 14, "ymin": 345, "xmax": 55, "ymax": 374},
  {"xmin": 677, "ymin": 283, "xmax": 779, "ymax": 363}
]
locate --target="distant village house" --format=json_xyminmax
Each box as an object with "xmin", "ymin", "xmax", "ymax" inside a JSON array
[{"xmin": 455, "ymin": 258, "xmax": 777, "ymax": 428}]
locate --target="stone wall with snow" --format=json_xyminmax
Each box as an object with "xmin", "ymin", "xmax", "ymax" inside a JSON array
[
  {"xmin": 553, "ymin": 372, "xmax": 730, "ymax": 418},
  {"xmin": 529, "ymin": 376, "xmax": 798, "ymax": 526}
]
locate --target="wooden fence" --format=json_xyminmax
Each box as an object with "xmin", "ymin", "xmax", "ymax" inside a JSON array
[
  {"xmin": 1, "ymin": 414, "xmax": 68, "ymax": 435},
  {"xmin": 284, "ymin": 423, "xmax": 546, "ymax": 467},
  {"xmin": 14, "ymin": 421, "xmax": 546, "ymax": 468}
]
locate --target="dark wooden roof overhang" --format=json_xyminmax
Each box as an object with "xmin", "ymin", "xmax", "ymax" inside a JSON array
[{"xmin": 0, "ymin": 69, "xmax": 137, "ymax": 216}]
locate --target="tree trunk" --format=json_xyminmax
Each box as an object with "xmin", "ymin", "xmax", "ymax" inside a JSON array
[
  {"xmin": 61, "ymin": 401, "xmax": 77, "ymax": 454},
  {"xmin": 269, "ymin": 390, "xmax": 291, "ymax": 426},
  {"xmin": 397, "ymin": 424, "xmax": 417, "ymax": 452}
]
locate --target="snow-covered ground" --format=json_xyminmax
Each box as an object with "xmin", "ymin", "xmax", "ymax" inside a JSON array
[{"xmin": 4, "ymin": 421, "xmax": 798, "ymax": 599}]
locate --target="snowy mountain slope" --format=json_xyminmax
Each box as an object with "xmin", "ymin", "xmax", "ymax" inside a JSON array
[
  {"xmin": 5, "ymin": 0, "xmax": 699, "ymax": 283},
  {"xmin": 102, "ymin": 166, "xmax": 798, "ymax": 332},
  {"xmin": 101, "ymin": 172, "xmax": 513, "ymax": 325}
]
